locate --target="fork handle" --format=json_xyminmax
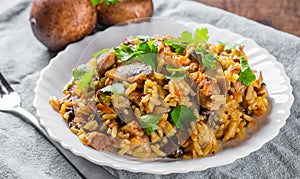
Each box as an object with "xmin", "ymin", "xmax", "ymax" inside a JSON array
[{"xmin": 13, "ymin": 106, "xmax": 48, "ymax": 136}]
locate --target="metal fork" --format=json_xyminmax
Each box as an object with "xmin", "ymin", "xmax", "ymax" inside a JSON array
[
  {"xmin": 0, "ymin": 72, "xmax": 115, "ymax": 179},
  {"xmin": 0, "ymin": 72, "xmax": 48, "ymax": 135}
]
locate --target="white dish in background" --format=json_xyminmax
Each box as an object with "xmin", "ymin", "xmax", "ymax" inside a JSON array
[{"xmin": 33, "ymin": 19, "xmax": 294, "ymax": 174}]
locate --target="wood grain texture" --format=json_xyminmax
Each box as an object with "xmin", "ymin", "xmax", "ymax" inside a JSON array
[{"xmin": 195, "ymin": 0, "xmax": 300, "ymax": 37}]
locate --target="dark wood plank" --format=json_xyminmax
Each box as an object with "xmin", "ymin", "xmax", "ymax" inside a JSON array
[{"xmin": 195, "ymin": 0, "xmax": 300, "ymax": 37}]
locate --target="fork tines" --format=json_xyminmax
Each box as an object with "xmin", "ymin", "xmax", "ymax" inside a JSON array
[{"xmin": 0, "ymin": 72, "xmax": 14, "ymax": 94}]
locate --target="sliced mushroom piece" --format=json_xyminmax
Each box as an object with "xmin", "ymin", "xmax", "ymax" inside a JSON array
[
  {"xmin": 111, "ymin": 94, "xmax": 136, "ymax": 124},
  {"xmin": 106, "ymin": 62, "xmax": 153, "ymax": 82},
  {"xmin": 97, "ymin": 51, "xmax": 116, "ymax": 76}
]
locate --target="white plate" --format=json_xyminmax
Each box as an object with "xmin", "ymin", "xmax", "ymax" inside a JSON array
[{"xmin": 33, "ymin": 19, "xmax": 294, "ymax": 174}]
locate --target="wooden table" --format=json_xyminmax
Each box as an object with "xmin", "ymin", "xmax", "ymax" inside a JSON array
[{"xmin": 196, "ymin": 0, "xmax": 300, "ymax": 37}]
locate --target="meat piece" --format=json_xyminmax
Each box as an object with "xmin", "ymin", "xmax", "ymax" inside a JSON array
[
  {"xmin": 128, "ymin": 91, "xmax": 143, "ymax": 106},
  {"xmin": 106, "ymin": 62, "xmax": 152, "ymax": 81},
  {"xmin": 97, "ymin": 51, "xmax": 116, "ymax": 76},
  {"xmin": 197, "ymin": 76, "xmax": 221, "ymax": 110},
  {"xmin": 86, "ymin": 132, "xmax": 111, "ymax": 150},
  {"xmin": 121, "ymin": 121, "xmax": 145, "ymax": 137},
  {"xmin": 199, "ymin": 76, "xmax": 220, "ymax": 96}
]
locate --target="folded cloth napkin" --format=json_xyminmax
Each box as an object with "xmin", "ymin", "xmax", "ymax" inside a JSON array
[{"xmin": 0, "ymin": 0, "xmax": 299, "ymax": 178}]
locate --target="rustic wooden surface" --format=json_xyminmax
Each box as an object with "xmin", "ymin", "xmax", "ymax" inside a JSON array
[{"xmin": 195, "ymin": 0, "xmax": 300, "ymax": 37}]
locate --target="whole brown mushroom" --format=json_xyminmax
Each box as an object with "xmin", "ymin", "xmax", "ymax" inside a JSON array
[
  {"xmin": 97, "ymin": 0, "xmax": 153, "ymax": 27},
  {"xmin": 30, "ymin": 0, "xmax": 97, "ymax": 51}
]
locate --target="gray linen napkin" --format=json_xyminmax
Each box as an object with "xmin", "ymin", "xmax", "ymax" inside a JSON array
[{"xmin": 0, "ymin": 0, "xmax": 299, "ymax": 178}]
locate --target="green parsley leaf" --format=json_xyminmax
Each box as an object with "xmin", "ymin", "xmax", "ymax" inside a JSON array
[
  {"xmin": 91, "ymin": 0, "xmax": 119, "ymax": 6},
  {"xmin": 136, "ymin": 40, "xmax": 158, "ymax": 69},
  {"xmin": 72, "ymin": 64, "xmax": 90, "ymax": 81},
  {"xmin": 78, "ymin": 68, "xmax": 95, "ymax": 90},
  {"xmin": 170, "ymin": 105, "xmax": 198, "ymax": 130},
  {"xmin": 179, "ymin": 31, "xmax": 193, "ymax": 43},
  {"xmin": 165, "ymin": 73, "xmax": 186, "ymax": 80},
  {"xmin": 114, "ymin": 40, "xmax": 158, "ymax": 69},
  {"xmin": 202, "ymin": 53, "xmax": 217, "ymax": 69},
  {"xmin": 93, "ymin": 48, "xmax": 110, "ymax": 59},
  {"xmin": 195, "ymin": 48, "xmax": 217, "ymax": 69},
  {"xmin": 138, "ymin": 54, "xmax": 157, "ymax": 69},
  {"xmin": 100, "ymin": 83, "xmax": 125, "ymax": 95},
  {"xmin": 238, "ymin": 56, "xmax": 256, "ymax": 86},
  {"xmin": 193, "ymin": 28, "xmax": 209, "ymax": 43},
  {"xmin": 164, "ymin": 40, "xmax": 187, "ymax": 53},
  {"xmin": 140, "ymin": 114, "xmax": 162, "ymax": 135},
  {"xmin": 164, "ymin": 28, "xmax": 209, "ymax": 54},
  {"xmin": 179, "ymin": 28, "xmax": 209, "ymax": 44},
  {"xmin": 218, "ymin": 41, "xmax": 240, "ymax": 51},
  {"xmin": 166, "ymin": 64, "xmax": 189, "ymax": 72},
  {"xmin": 114, "ymin": 46, "xmax": 137, "ymax": 62}
]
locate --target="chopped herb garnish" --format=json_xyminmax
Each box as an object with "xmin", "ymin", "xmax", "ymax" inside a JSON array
[
  {"xmin": 170, "ymin": 105, "xmax": 198, "ymax": 130},
  {"xmin": 140, "ymin": 114, "xmax": 162, "ymax": 135},
  {"xmin": 93, "ymin": 48, "xmax": 110, "ymax": 59},
  {"xmin": 114, "ymin": 46, "xmax": 137, "ymax": 62},
  {"xmin": 91, "ymin": 0, "xmax": 119, "ymax": 6},
  {"xmin": 164, "ymin": 40, "xmax": 187, "ymax": 53},
  {"xmin": 164, "ymin": 28, "xmax": 209, "ymax": 54},
  {"xmin": 218, "ymin": 41, "xmax": 240, "ymax": 51},
  {"xmin": 114, "ymin": 40, "xmax": 158, "ymax": 69},
  {"xmin": 72, "ymin": 65, "xmax": 95, "ymax": 90},
  {"xmin": 179, "ymin": 28, "xmax": 209, "ymax": 44},
  {"xmin": 165, "ymin": 73, "xmax": 186, "ymax": 80},
  {"xmin": 100, "ymin": 83, "xmax": 125, "ymax": 95},
  {"xmin": 166, "ymin": 64, "xmax": 189, "ymax": 72},
  {"xmin": 78, "ymin": 68, "xmax": 95, "ymax": 90},
  {"xmin": 195, "ymin": 48, "xmax": 217, "ymax": 69},
  {"xmin": 136, "ymin": 40, "xmax": 158, "ymax": 69},
  {"xmin": 72, "ymin": 64, "xmax": 90, "ymax": 81},
  {"xmin": 238, "ymin": 56, "xmax": 256, "ymax": 86}
]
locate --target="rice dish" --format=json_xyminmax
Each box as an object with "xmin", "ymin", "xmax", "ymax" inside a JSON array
[{"xmin": 49, "ymin": 28, "xmax": 268, "ymax": 160}]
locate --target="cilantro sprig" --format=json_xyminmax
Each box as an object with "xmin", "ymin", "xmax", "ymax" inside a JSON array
[
  {"xmin": 195, "ymin": 47, "xmax": 217, "ymax": 69},
  {"xmin": 170, "ymin": 105, "xmax": 198, "ymax": 130},
  {"xmin": 164, "ymin": 28, "xmax": 209, "ymax": 54},
  {"xmin": 164, "ymin": 40, "xmax": 187, "ymax": 54},
  {"xmin": 114, "ymin": 40, "xmax": 158, "ymax": 69},
  {"xmin": 72, "ymin": 64, "xmax": 95, "ymax": 90},
  {"xmin": 140, "ymin": 114, "xmax": 162, "ymax": 135},
  {"xmin": 114, "ymin": 45, "xmax": 136, "ymax": 62},
  {"xmin": 238, "ymin": 56, "xmax": 256, "ymax": 86},
  {"xmin": 165, "ymin": 65, "xmax": 188, "ymax": 80},
  {"xmin": 166, "ymin": 64, "xmax": 189, "ymax": 72},
  {"xmin": 100, "ymin": 83, "xmax": 125, "ymax": 95},
  {"xmin": 136, "ymin": 40, "xmax": 158, "ymax": 69},
  {"xmin": 72, "ymin": 64, "xmax": 89, "ymax": 81},
  {"xmin": 91, "ymin": 0, "xmax": 119, "ymax": 6},
  {"xmin": 179, "ymin": 28, "xmax": 209, "ymax": 44}
]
